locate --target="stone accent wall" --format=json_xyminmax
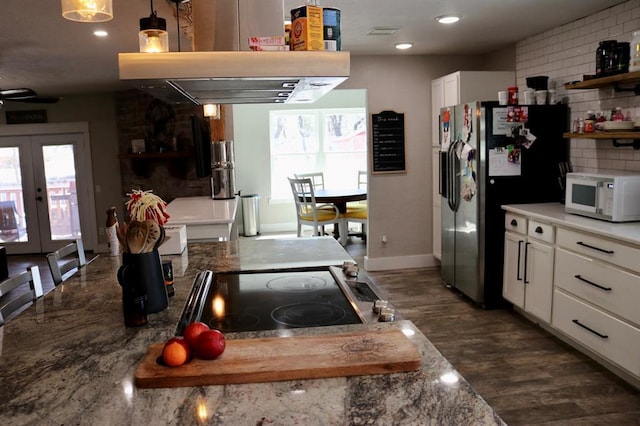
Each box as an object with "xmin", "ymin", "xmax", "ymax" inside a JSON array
[{"xmin": 115, "ymin": 90, "xmax": 211, "ymax": 204}]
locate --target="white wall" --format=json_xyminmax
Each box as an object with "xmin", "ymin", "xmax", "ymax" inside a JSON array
[
  {"xmin": 516, "ymin": 0, "xmax": 640, "ymax": 173},
  {"xmin": 233, "ymin": 89, "xmax": 367, "ymax": 232}
]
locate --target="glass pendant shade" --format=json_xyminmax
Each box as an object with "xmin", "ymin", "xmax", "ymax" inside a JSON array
[
  {"xmin": 61, "ymin": 0, "xmax": 113, "ymax": 23},
  {"xmin": 139, "ymin": 13, "xmax": 168, "ymax": 53}
]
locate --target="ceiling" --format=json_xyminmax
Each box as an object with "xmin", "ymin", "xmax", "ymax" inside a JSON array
[{"xmin": 0, "ymin": 0, "xmax": 624, "ymax": 98}]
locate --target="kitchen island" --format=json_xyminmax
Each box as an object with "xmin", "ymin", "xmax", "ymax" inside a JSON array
[{"xmin": 0, "ymin": 237, "xmax": 504, "ymax": 425}]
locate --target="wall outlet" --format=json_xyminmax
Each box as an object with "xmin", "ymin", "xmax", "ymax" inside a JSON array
[{"xmin": 381, "ymin": 234, "xmax": 388, "ymax": 245}]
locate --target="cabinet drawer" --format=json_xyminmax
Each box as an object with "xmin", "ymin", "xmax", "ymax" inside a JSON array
[
  {"xmin": 553, "ymin": 290, "xmax": 640, "ymax": 377},
  {"xmin": 528, "ymin": 220, "xmax": 554, "ymax": 244},
  {"xmin": 505, "ymin": 213, "xmax": 527, "ymax": 234},
  {"xmin": 555, "ymin": 248, "xmax": 640, "ymax": 326},
  {"xmin": 556, "ymin": 227, "xmax": 640, "ymax": 274}
]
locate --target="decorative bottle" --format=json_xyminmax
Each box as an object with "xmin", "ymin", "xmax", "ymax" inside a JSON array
[{"xmin": 105, "ymin": 207, "xmax": 120, "ymax": 256}]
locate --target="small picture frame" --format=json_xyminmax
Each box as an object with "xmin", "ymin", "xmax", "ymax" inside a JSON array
[{"xmin": 131, "ymin": 139, "xmax": 146, "ymax": 153}]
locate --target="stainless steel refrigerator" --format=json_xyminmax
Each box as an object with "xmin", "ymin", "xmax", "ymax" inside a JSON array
[{"xmin": 440, "ymin": 101, "xmax": 568, "ymax": 308}]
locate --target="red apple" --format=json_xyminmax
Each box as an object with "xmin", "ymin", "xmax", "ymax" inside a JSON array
[
  {"xmin": 183, "ymin": 321, "xmax": 210, "ymax": 348},
  {"xmin": 194, "ymin": 329, "xmax": 226, "ymax": 360},
  {"xmin": 162, "ymin": 337, "xmax": 191, "ymax": 367}
]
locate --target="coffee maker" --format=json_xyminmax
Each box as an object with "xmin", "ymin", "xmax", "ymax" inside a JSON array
[{"xmin": 210, "ymin": 140, "xmax": 236, "ymax": 199}]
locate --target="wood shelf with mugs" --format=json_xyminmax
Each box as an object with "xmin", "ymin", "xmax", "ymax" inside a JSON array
[{"xmin": 564, "ymin": 70, "xmax": 640, "ymax": 94}]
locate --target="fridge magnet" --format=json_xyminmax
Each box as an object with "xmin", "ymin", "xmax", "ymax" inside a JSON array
[
  {"xmin": 507, "ymin": 145, "xmax": 521, "ymax": 164},
  {"xmin": 506, "ymin": 106, "xmax": 529, "ymax": 123},
  {"xmin": 441, "ymin": 107, "xmax": 451, "ymax": 150},
  {"xmin": 462, "ymin": 103, "xmax": 472, "ymax": 142}
]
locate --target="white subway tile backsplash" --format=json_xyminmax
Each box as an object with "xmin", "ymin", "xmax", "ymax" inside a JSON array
[{"xmin": 517, "ymin": 0, "xmax": 640, "ymax": 174}]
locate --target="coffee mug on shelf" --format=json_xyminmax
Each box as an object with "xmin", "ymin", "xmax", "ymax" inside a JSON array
[
  {"xmin": 522, "ymin": 90, "xmax": 535, "ymax": 105},
  {"xmin": 498, "ymin": 90, "xmax": 509, "ymax": 105},
  {"xmin": 547, "ymin": 89, "xmax": 557, "ymax": 104},
  {"xmin": 535, "ymin": 90, "xmax": 548, "ymax": 105}
]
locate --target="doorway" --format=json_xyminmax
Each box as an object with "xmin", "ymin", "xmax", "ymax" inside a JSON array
[{"xmin": 0, "ymin": 123, "xmax": 97, "ymax": 254}]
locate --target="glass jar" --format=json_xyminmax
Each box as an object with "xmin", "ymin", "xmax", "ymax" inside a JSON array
[
  {"xmin": 612, "ymin": 42, "xmax": 630, "ymax": 75},
  {"xmin": 630, "ymin": 31, "xmax": 640, "ymax": 72},
  {"xmin": 596, "ymin": 40, "xmax": 617, "ymax": 76}
]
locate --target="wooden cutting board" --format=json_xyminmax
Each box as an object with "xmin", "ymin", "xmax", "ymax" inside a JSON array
[{"xmin": 135, "ymin": 329, "xmax": 422, "ymax": 388}]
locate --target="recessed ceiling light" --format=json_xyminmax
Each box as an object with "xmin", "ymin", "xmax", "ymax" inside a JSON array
[
  {"xmin": 395, "ymin": 42, "xmax": 413, "ymax": 50},
  {"xmin": 94, "ymin": 30, "xmax": 108, "ymax": 37},
  {"xmin": 435, "ymin": 15, "xmax": 461, "ymax": 24}
]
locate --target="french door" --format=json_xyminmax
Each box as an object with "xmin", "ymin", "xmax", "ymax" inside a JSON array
[{"xmin": 0, "ymin": 123, "xmax": 97, "ymax": 254}]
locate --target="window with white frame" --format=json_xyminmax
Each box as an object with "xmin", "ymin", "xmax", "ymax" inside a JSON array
[{"xmin": 269, "ymin": 108, "xmax": 367, "ymax": 200}]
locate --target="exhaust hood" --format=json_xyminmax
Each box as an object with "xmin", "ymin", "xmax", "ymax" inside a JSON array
[{"xmin": 118, "ymin": 50, "xmax": 350, "ymax": 105}]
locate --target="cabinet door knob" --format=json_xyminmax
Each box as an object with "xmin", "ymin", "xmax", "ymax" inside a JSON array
[
  {"xmin": 510, "ymin": 219, "xmax": 517, "ymax": 226},
  {"xmin": 535, "ymin": 226, "xmax": 543, "ymax": 234}
]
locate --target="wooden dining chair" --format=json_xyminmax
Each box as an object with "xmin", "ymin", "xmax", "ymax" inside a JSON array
[
  {"xmin": 294, "ymin": 171, "xmax": 335, "ymax": 234},
  {"xmin": 346, "ymin": 170, "xmax": 368, "ymax": 241},
  {"xmin": 46, "ymin": 239, "xmax": 87, "ymax": 285},
  {"xmin": 288, "ymin": 177, "xmax": 342, "ymax": 238},
  {"xmin": 294, "ymin": 172, "xmax": 325, "ymax": 190},
  {"xmin": 0, "ymin": 265, "xmax": 43, "ymax": 326}
]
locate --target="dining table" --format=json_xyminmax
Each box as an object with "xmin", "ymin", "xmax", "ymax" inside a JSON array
[{"xmin": 313, "ymin": 188, "xmax": 367, "ymax": 245}]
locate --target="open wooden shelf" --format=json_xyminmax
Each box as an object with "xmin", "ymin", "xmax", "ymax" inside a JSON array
[
  {"xmin": 118, "ymin": 151, "xmax": 190, "ymax": 160},
  {"xmin": 564, "ymin": 71, "xmax": 640, "ymax": 93},
  {"xmin": 563, "ymin": 132, "xmax": 640, "ymax": 149}
]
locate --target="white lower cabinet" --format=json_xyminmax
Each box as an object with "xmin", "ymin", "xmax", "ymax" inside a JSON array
[
  {"xmin": 553, "ymin": 289, "xmax": 640, "ymax": 377},
  {"xmin": 502, "ymin": 205, "xmax": 640, "ymax": 385},
  {"xmin": 502, "ymin": 214, "xmax": 554, "ymax": 322}
]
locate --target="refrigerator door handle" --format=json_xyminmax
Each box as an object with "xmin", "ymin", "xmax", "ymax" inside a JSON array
[{"xmin": 447, "ymin": 140, "xmax": 460, "ymax": 212}]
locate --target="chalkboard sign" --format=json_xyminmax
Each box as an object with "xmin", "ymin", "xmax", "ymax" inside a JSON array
[{"xmin": 371, "ymin": 111, "xmax": 405, "ymax": 173}]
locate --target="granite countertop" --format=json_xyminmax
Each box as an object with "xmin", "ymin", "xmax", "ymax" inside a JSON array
[
  {"xmin": 502, "ymin": 202, "xmax": 640, "ymax": 245},
  {"xmin": 0, "ymin": 238, "xmax": 504, "ymax": 425}
]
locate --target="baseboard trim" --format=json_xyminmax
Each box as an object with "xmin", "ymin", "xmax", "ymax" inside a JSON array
[{"xmin": 364, "ymin": 254, "xmax": 440, "ymax": 271}]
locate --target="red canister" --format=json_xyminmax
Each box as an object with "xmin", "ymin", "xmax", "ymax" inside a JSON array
[{"xmin": 508, "ymin": 86, "xmax": 518, "ymax": 105}]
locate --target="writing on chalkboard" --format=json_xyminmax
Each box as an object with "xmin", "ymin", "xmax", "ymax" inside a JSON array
[{"xmin": 371, "ymin": 111, "xmax": 405, "ymax": 173}]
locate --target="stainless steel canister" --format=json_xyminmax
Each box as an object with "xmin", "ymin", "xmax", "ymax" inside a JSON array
[{"xmin": 210, "ymin": 140, "xmax": 236, "ymax": 199}]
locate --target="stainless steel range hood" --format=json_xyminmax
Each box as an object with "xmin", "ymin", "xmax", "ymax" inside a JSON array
[{"xmin": 118, "ymin": 51, "xmax": 350, "ymax": 104}]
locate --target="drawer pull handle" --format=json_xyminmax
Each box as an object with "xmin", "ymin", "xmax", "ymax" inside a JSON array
[
  {"xmin": 535, "ymin": 226, "xmax": 543, "ymax": 234},
  {"xmin": 574, "ymin": 275, "xmax": 612, "ymax": 291},
  {"xmin": 523, "ymin": 242, "xmax": 530, "ymax": 284},
  {"xmin": 572, "ymin": 319, "xmax": 609, "ymax": 339},
  {"xmin": 510, "ymin": 219, "xmax": 518, "ymax": 226},
  {"xmin": 576, "ymin": 241, "xmax": 614, "ymax": 254}
]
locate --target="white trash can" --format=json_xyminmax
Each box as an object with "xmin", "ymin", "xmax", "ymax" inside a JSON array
[{"xmin": 241, "ymin": 194, "xmax": 260, "ymax": 236}]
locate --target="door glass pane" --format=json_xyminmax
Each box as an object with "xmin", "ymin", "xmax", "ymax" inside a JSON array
[
  {"xmin": 43, "ymin": 145, "xmax": 81, "ymax": 240},
  {"xmin": 0, "ymin": 147, "xmax": 27, "ymax": 243}
]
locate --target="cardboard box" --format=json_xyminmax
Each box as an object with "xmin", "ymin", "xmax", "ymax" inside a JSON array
[
  {"xmin": 158, "ymin": 225, "xmax": 187, "ymax": 255},
  {"xmin": 290, "ymin": 5, "xmax": 324, "ymax": 51}
]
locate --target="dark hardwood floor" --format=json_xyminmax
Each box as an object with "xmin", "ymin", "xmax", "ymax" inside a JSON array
[
  {"xmin": 6, "ymin": 237, "xmax": 640, "ymax": 424},
  {"xmin": 343, "ymin": 240, "xmax": 640, "ymax": 425}
]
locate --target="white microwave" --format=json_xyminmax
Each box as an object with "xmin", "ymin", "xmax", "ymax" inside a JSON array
[{"xmin": 565, "ymin": 172, "xmax": 640, "ymax": 222}]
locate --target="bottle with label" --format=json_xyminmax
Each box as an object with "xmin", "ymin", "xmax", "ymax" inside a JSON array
[
  {"xmin": 584, "ymin": 111, "xmax": 595, "ymax": 133},
  {"xmin": 630, "ymin": 31, "xmax": 640, "ymax": 72},
  {"xmin": 105, "ymin": 207, "xmax": 119, "ymax": 256},
  {"xmin": 612, "ymin": 107, "xmax": 625, "ymax": 121}
]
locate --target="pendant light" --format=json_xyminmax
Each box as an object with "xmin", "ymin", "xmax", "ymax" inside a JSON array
[
  {"xmin": 61, "ymin": 0, "xmax": 113, "ymax": 23},
  {"xmin": 139, "ymin": 0, "xmax": 168, "ymax": 53}
]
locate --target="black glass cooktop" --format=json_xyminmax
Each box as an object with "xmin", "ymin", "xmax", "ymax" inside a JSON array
[{"xmin": 177, "ymin": 270, "xmax": 364, "ymax": 334}]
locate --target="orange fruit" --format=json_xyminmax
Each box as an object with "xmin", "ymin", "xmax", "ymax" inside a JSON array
[{"xmin": 162, "ymin": 337, "xmax": 191, "ymax": 367}]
